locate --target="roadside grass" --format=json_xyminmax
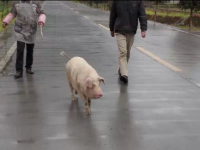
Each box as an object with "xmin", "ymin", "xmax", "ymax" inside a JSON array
[
  {"xmin": 98, "ymin": 4, "xmax": 110, "ymax": 11},
  {"xmin": 145, "ymin": 9, "xmax": 189, "ymax": 18},
  {"xmin": 78, "ymin": 2, "xmax": 110, "ymax": 11},
  {"xmin": 72, "ymin": 1, "xmax": 200, "ymax": 32},
  {"xmin": 72, "ymin": 0, "xmax": 80, "ymax": 4},
  {"xmin": 0, "ymin": 7, "xmax": 13, "ymax": 33},
  {"xmin": 146, "ymin": 9, "xmax": 200, "ymax": 32}
]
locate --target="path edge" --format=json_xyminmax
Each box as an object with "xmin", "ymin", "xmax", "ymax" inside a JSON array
[{"xmin": 0, "ymin": 42, "xmax": 16, "ymax": 72}]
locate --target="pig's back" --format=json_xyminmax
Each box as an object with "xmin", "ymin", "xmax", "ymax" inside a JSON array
[
  {"xmin": 67, "ymin": 57, "xmax": 89, "ymax": 69},
  {"xmin": 66, "ymin": 57, "xmax": 97, "ymax": 78}
]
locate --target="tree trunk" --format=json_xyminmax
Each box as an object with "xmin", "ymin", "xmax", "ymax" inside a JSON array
[
  {"xmin": 89, "ymin": 1, "xmax": 92, "ymax": 7},
  {"xmin": 166, "ymin": 3, "xmax": 169, "ymax": 25},
  {"xmin": 189, "ymin": 8, "xmax": 193, "ymax": 29},
  {"xmin": 96, "ymin": 2, "xmax": 98, "ymax": 8},
  {"xmin": 154, "ymin": 3, "xmax": 157, "ymax": 24}
]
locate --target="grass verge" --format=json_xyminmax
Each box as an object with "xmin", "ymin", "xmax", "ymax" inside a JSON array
[
  {"xmin": 145, "ymin": 9, "xmax": 189, "ymax": 18},
  {"xmin": 146, "ymin": 9, "xmax": 200, "ymax": 32},
  {"xmin": 73, "ymin": 1, "xmax": 200, "ymax": 32}
]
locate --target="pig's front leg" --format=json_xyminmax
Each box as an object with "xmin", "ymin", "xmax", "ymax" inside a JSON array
[
  {"xmin": 80, "ymin": 94, "xmax": 91, "ymax": 115},
  {"xmin": 88, "ymin": 99, "xmax": 91, "ymax": 112},
  {"xmin": 85, "ymin": 99, "xmax": 91, "ymax": 115}
]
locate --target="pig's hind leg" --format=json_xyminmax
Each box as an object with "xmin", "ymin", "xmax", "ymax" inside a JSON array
[
  {"xmin": 66, "ymin": 74, "xmax": 77, "ymax": 101},
  {"xmin": 70, "ymin": 84, "xmax": 77, "ymax": 101}
]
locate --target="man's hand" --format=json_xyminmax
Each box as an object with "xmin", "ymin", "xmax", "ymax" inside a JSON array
[
  {"xmin": 2, "ymin": 22, "xmax": 7, "ymax": 28},
  {"xmin": 110, "ymin": 31, "xmax": 115, "ymax": 37},
  {"xmin": 141, "ymin": 31, "xmax": 146, "ymax": 38},
  {"xmin": 38, "ymin": 22, "xmax": 44, "ymax": 26}
]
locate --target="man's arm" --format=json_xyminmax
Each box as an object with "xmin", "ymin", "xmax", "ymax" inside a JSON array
[
  {"xmin": 109, "ymin": 2, "xmax": 116, "ymax": 33},
  {"xmin": 138, "ymin": 1, "xmax": 147, "ymax": 32}
]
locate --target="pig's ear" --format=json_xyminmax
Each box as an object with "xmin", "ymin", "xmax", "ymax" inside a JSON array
[
  {"xmin": 99, "ymin": 76, "xmax": 105, "ymax": 85},
  {"xmin": 85, "ymin": 77, "xmax": 93, "ymax": 88}
]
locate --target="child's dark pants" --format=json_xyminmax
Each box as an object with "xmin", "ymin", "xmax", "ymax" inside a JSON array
[{"xmin": 16, "ymin": 41, "xmax": 35, "ymax": 72}]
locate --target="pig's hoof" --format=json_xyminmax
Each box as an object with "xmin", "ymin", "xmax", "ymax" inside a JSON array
[
  {"xmin": 72, "ymin": 98, "xmax": 77, "ymax": 101},
  {"xmin": 86, "ymin": 108, "xmax": 91, "ymax": 115},
  {"xmin": 72, "ymin": 95, "xmax": 77, "ymax": 101}
]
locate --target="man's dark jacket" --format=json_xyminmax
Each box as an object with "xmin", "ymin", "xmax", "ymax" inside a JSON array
[{"xmin": 109, "ymin": 1, "xmax": 147, "ymax": 34}]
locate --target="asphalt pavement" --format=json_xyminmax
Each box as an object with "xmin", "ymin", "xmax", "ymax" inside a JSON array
[
  {"xmin": 64, "ymin": 1, "xmax": 200, "ymax": 87},
  {"xmin": 0, "ymin": 1, "xmax": 200, "ymax": 150}
]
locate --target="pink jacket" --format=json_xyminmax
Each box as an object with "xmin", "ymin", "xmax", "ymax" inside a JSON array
[
  {"xmin": 3, "ymin": 2, "xmax": 47, "ymax": 44},
  {"xmin": 3, "ymin": 13, "xmax": 46, "ymax": 25}
]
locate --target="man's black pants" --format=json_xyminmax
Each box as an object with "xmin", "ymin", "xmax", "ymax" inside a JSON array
[{"xmin": 16, "ymin": 41, "xmax": 35, "ymax": 72}]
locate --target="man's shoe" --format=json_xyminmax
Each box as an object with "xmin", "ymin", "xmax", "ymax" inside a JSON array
[
  {"xmin": 26, "ymin": 69, "xmax": 34, "ymax": 74},
  {"xmin": 14, "ymin": 71, "xmax": 23, "ymax": 79},
  {"xmin": 120, "ymin": 75, "xmax": 128, "ymax": 84}
]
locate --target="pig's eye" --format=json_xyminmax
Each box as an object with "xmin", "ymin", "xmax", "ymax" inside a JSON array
[{"xmin": 88, "ymin": 84, "xmax": 95, "ymax": 89}]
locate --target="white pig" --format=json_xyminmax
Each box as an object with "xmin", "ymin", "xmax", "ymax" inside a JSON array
[{"xmin": 60, "ymin": 51, "xmax": 105, "ymax": 115}]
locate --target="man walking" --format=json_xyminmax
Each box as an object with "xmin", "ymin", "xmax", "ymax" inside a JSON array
[{"xmin": 109, "ymin": 1, "xmax": 147, "ymax": 83}]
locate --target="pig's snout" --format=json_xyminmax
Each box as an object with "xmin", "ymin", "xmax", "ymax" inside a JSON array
[{"xmin": 95, "ymin": 92, "xmax": 103, "ymax": 99}]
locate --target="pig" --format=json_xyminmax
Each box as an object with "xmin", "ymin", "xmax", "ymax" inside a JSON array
[{"xmin": 60, "ymin": 51, "xmax": 105, "ymax": 115}]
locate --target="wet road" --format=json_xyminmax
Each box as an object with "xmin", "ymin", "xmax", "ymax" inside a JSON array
[
  {"xmin": 64, "ymin": 1, "xmax": 200, "ymax": 87},
  {"xmin": 0, "ymin": 1, "xmax": 200, "ymax": 150}
]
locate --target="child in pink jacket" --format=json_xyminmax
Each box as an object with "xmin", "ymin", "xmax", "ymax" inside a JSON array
[{"xmin": 2, "ymin": 1, "xmax": 46, "ymax": 79}]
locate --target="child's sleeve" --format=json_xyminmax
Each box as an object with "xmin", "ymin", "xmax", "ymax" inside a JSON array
[
  {"xmin": 37, "ymin": 2, "xmax": 46, "ymax": 25},
  {"xmin": 3, "ymin": 2, "xmax": 17, "ymax": 24}
]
